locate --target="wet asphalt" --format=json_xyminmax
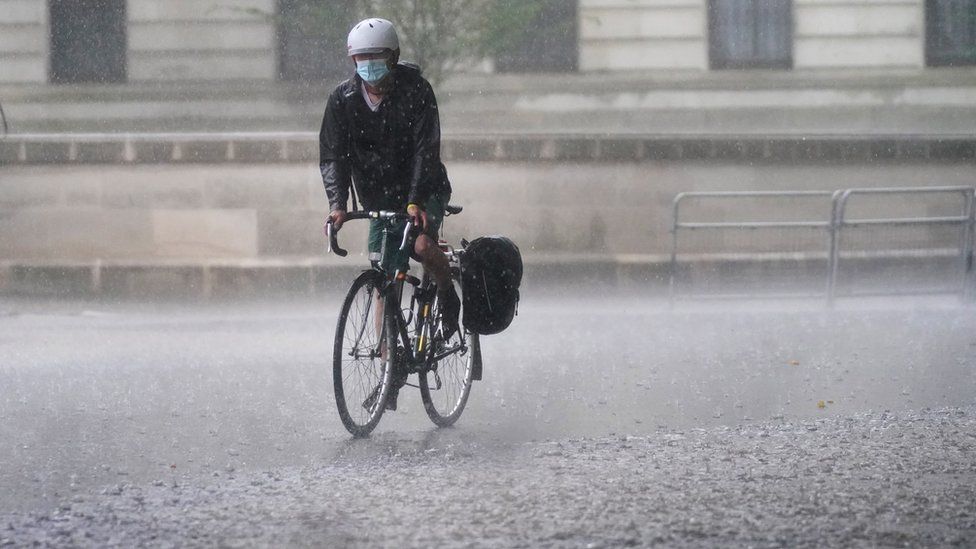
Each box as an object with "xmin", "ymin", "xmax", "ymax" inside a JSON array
[{"xmin": 1, "ymin": 290, "xmax": 974, "ymax": 546}]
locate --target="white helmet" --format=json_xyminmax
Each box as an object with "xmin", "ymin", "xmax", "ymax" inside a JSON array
[{"xmin": 347, "ymin": 18, "xmax": 399, "ymax": 56}]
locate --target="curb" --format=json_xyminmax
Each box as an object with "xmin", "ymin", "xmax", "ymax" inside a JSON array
[{"xmin": 1, "ymin": 253, "xmax": 970, "ymax": 301}]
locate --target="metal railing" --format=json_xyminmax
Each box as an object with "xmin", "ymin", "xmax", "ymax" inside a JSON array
[
  {"xmin": 827, "ymin": 186, "xmax": 976, "ymax": 304},
  {"xmin": 670, "ymin": 187, "xmax": 976, "ymax": 304},
  {"xmin": 0, "ymin": 99, "xmax": 7, "ymax": 136},
  {"xmin": 669, "ymin": 191, "xmax": 835, "ymax": 300}
]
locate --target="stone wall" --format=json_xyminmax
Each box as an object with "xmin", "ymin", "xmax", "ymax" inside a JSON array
[
  {"xmin": 793, "ymin": 0, "xmax": 923, "ymax": 69},
  {"xmin": 0, "ymin": 0, "xmax": 47, "ymax": 83},
  {"xmin": 127, "ymin": 0, "xmax": 275, "ymax": 81},
  {"xmin": 2, "ymin": 160, "xmax": 973, "ymax": 262},
  {"xmin": 579, "ymin": 0, "xmax": 707, "ymax": 71},
  {"xmin": 1, "ymin": 157, "xmax": 973, "ymax": 296},
  {"xmin": 0, "ymin": 0, "xmax": 275, "ymax": 85},
  {"xmin": 578, "ymin": 0, "xmax": 929, "ymax": 71}
]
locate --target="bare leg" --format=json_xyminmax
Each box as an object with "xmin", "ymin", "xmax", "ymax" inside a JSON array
[
  {"xmin": 374, "ymin": 294, "xmax": 384, "ymax": 358},
  {"xmin": 414, "ymin": 234, "xmax": 451, "ymax": 290},
  {"xmin": 415, "ymin": 233, "xmax": 459, "ymax": 338}
]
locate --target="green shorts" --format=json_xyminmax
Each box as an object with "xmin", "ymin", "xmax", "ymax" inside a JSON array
[{"xmin": 367, "ymin": 194, "xmax": 449, "ymax": 272}]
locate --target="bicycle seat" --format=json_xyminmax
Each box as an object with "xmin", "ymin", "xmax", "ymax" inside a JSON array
[{"xmin": 445, "ymin": 204, "xmax": 463, "ymax": 216}]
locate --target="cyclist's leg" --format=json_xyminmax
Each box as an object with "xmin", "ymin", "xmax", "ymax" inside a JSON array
[
  {"xmin": 367, "ymin": 221, "xmax": 397, "ymax": 377},
  {"xmin": 423, "ymin": 192, "xmax": 447, "ymax": 238},
  {"xmin": 370, "ymin": 219, "xmax": 410, "ymax": 410},
  {"xmin": 367, "ymin": 220, "xmax": 386, "ymax": 342},
  {"xmin": 414, "ymin": 194, "xmax": 459, "ymax": 335},
  {"xmin": 414, "ymin": 193, "xmax": 449, "ymax": 283}
]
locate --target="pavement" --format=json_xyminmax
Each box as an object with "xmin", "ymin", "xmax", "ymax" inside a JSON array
[
  {"xmin": 3, "ymin": 407, "xmax": 976, "ymax": 547},
  {"xmin": 0, "ymin": 290, "xmax": 975, "ymax": 546}
]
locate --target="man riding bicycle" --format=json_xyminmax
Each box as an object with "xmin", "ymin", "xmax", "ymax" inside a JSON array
[{"xmin": 320, "ymin": 17, "xmax": 461, "ymax": 336}]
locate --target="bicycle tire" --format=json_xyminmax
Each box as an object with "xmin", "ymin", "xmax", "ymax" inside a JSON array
[
  {"xmin": 419, "ymin": 279, "xmax": 476, "ymax": 427},
  {"xmin": 334, "ymin": 270, "xmax": 394, "ymax": 437}
]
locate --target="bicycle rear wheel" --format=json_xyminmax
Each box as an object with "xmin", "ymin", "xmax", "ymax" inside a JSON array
[
  {"xmin": 419, "ymin": 281, "xmax": 476, "ymax": 427},
  {"xmin": 334, "ymin": 270, "xmax": 393, "ymax": 437}
]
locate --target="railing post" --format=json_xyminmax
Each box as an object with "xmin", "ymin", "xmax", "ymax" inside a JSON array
[
  {"xmin": 668, "ymin": 193, "xmax": 685, "ymax": 305},
  {"xmin": 826, "ymin": 190, "xmax": 845, "ymax": 307},
  {"xmin": 963, "ymin": 188, "xmax": 976, "ymax": 303}
]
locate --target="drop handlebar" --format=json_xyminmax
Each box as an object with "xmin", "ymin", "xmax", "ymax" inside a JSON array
[{"xmin": 326, "ymin": 211, "xmax": 411, "ymax": 258}]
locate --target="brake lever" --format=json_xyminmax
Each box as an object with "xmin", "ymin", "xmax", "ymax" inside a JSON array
[{"xmin": 399, "ymin": 220, "xmax": 413, "ymax": 252}]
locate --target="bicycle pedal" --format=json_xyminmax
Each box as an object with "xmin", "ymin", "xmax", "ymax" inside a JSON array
[{"xmin": 362, "ymin": 384, "xmax": 382, "ymax": 412}]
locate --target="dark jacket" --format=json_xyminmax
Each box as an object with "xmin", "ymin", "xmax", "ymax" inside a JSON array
[{"xmin": 319, "ymin": 64, "xmax": 451, "ymax": 213}]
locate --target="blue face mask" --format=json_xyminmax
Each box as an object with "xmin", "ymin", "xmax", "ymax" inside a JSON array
[{"xmin": 356, "ymin": 59, "xmax": 390, "ymax": 85}]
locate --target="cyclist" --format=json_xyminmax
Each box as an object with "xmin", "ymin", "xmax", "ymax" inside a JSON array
[{"xmin": 320, "ymin": 18, "xmax": 460, "ymax": 407}]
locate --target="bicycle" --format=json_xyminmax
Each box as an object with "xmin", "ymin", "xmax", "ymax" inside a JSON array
[{"xmin": 326, "ymin": 207, "xmax": 481, "ymax": 437}]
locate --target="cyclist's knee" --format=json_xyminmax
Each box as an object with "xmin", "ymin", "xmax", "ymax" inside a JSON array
[{"xmin": 414, "ymin": 234, "xmax": 434, "ymax": 256}]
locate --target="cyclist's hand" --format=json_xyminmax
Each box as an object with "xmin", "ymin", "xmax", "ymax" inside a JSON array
[
  {"xmin": 326, "ymin": 209, "xmax": 347, "ymax": 232},
  {"xmin": 407, "ymin": 203, "xmax": 427, "ymax": 231}
]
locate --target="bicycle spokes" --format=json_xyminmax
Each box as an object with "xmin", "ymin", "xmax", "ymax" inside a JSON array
[{"xmin": 334, "ymin": 271, "xmax": 394, "ymax": 436}]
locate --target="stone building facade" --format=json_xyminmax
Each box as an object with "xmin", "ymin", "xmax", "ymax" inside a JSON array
[
  {"xmin": 579, "ymin": 0, "xmax": 976, "ymax": 71},
  {"xmin": 2, "ymin": 0, "xmax": 975, "ymax": 85}
]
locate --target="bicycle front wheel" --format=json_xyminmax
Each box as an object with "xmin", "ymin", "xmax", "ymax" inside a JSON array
[
  {"xmin": 333, "ymin": 270, "xmax": 393, "ymax": 437},
  {"xmin": 419, "ymin": 282, "xmax": 476, "ymax": 427}
]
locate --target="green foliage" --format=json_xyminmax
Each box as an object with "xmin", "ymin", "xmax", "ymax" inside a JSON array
[
  {"xmin": 478, "ymin": 1, "xmax": 546, "ymax": 59},
  {"xmin": 277, "ymin": 0, "xmax": 553, "ymax": 86},
  {"xmin": 360, "ymin": 0, "xmax": 483, "ymax": 86},
  {"xmin": 280, "ymin": 0, "xmax": 356, "ymax": 44}
]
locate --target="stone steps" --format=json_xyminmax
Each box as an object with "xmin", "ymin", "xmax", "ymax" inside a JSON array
[{"xmin": 2, "ymin": 68, "xmax": 975, "ymax": 135}]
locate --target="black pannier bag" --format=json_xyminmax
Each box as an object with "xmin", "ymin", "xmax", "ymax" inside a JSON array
[{"xmin": 459, "ymin": 236, "xmax": 522, "ymax": 335}]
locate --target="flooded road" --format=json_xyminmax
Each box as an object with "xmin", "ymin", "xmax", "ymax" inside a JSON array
[{"xmin": 1, "ymin": 291, "xmax": 974, "ymax": 545}]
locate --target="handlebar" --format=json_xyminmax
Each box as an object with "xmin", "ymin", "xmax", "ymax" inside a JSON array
[
  {"xmin": 327, "ymin": 205, "xmax": 462, "ymax": 257},
  {"xmin": 326, "ymin": 210, "xmax": 411, "ymax": 257}
]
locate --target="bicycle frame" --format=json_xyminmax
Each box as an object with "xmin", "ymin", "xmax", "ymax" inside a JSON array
[
  {"xmin": 330, "ymin": 207, "xmax": 480, "ymax": 434},
  {"xmin": 386, "ymin": 273, "xmax": 468, "ymax": 379},
  {"xmin": 329, "ymin": 211, "xmax": 466, "ymax": 377}
]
